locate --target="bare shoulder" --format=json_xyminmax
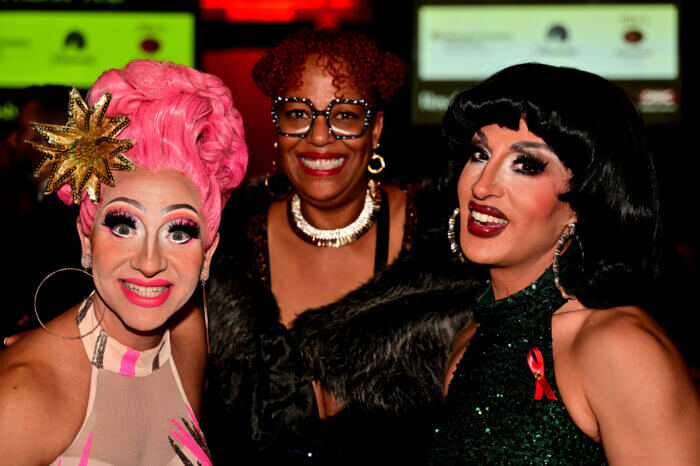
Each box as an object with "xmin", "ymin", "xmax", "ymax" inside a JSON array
[
  {"xmin": 569, "ymin": 305, "xmax": 689, "ymax": 388},
  {"xmin": 267, "ymin": 199, "xmax": 287, "ymax": 234},
  {"xmin": 572, "ymin": 305, "xmax": 679, "ymax": 369},
  {"xmin": 0, "ymin": 308, "xmax": 92, "ymax": 459},
  {"xmin": 383, "ymin": 184, "xmax": 408, "ymax": 216},
  {"xmin": 0, "ymin": 343, "xmax": 67, "ymax": 458},
  {"xmin": 569, "ymin": 305, "xmax": 699, "ymax": 462},
  {"xmin": 0, "ymin": 355, "xmax": 61, "ymax": 416}
]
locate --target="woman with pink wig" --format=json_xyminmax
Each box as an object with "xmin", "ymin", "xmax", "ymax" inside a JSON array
[{"xmin": 0, "ymin": 59, "xmax": 247, "ymax": 464}]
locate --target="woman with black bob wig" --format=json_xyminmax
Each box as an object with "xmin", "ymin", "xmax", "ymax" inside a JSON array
[{"xmin": 430, "ymin": 63, "xmax": 699, "ymax": 464}]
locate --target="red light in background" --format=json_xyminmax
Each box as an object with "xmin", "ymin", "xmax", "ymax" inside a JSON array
[
  {"xmin": 203, "ymin": 48, "xmax": 278, "ymax": 179},
  {"xmin": 200, "ymin": 0, "xmax": 370, "ymax": 24}
]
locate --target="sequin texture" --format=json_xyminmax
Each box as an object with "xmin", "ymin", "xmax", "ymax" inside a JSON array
[
  {"xmin": 429, "ymin": 266, "xmax": 607, "ymax": 465},
  {"xmin": 91, "ymin": 330, "xmax": 108, "ymax": 369},
  {"xmin": 29, "ymin": 88, "xmax": 135, "ymax": 204}
]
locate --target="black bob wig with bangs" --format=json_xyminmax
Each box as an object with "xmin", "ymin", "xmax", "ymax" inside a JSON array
[{"xmin": 443, "ymin": 63, "xmax": 662, "ymax": 309}]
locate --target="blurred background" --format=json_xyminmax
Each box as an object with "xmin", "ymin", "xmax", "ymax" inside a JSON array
[{"xmin": 1, "ymin": 0, "xmax": 696, "ymax": 369}]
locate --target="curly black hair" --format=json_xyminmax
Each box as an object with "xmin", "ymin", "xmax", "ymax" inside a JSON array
[{"xmin": 252, "ymin": 28, "xmax": 407, "ymax": 107}]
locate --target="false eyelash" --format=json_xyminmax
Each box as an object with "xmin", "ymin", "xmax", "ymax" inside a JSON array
[
  {"xmin": 103, "ymin": 209, "xmax": 137, "ymax": 229},
  {"xmin": 513, "ymin": 154, "xmax": 548, "ymax": 175},
  {"xmin": 167, "ymin": 218, "xmax": 201, "ymax": 239},
  {"xmin": 466, "ymin": 143, "xmax": 489, "ymax": 161}
]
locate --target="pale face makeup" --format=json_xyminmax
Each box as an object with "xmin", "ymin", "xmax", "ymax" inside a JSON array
[
  {"xmin": 457, "ymin": 117, "xmax": 576, "ymax": 297},
  {"xmin": 78, "ymin": 168, "xmax": 218, "ymax": 350},
  {"xmin": 277, "ymin": 57, "xmax": 383, "ymax": 212}
]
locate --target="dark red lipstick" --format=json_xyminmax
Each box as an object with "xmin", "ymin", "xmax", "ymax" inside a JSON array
[
  {"xmin": 467, "ymin": 201, "xmax": 509, "ymax": 238},
  {"xmin": 296, "ymin": 152, "xmax": 348, "ymax": 177}
]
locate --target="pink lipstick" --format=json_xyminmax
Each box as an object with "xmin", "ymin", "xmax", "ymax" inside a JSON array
[
  {"xmin": 467, "ymin": 201, "xmax": 509, "ymax": 238},
  {"xmin": 119, "ymin": 278, "xmax": 173, "ymax": 308},
  {"xmin": 296, "ymin": 152, "xmax": 348, "ymax": 177}
]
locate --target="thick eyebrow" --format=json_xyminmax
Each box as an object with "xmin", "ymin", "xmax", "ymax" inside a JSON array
[
  {"xmin": 160, "ymin": 203, "xmax": 199, "ymax": 216},
  {"xmin": 510, "ymin": 141, "xmax": 555, "ymax": 154},
  {"xmin": 105, "ymin": 197, "xmax": 146, "ymax": 212}
]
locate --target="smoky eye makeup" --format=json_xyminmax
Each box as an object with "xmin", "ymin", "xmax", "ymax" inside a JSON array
[
  {"xmin": 103, "ymin": 209, "xmax": 139, "ymax": 238},
  {"xmin": 512, "ymin": 152, "xmax": 549, "ymax": 176},
  {"xmin": 466, "ymin": 143, "xmax": 490, "ymax": 163},
  {"xmin": 166, "ymin": 217, "xmax": 201, "ymax": 244}
]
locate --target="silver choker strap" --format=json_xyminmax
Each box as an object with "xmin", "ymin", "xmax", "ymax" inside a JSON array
[{"xmin": 287, "ymin": 180, "xmax": 381, "ymax": 248}]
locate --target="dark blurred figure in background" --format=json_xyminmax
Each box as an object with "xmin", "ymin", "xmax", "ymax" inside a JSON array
[
  {"xmin": 0, "ymin": 86, "xmax": 83, "ymax": 343},
  {"xmin": 2, "ymin": 86, "xmax": 68, "ymax": 211}
]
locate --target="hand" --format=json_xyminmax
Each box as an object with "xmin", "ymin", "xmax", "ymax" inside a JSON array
[{"xmin": 1, "ymin": 331, "xmax": 29, "ymax": 349}]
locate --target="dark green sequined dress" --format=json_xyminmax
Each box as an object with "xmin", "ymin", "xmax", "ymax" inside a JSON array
[{"xmin": 430, "ymin": 267, "xmax": 607, "ymax": 465}]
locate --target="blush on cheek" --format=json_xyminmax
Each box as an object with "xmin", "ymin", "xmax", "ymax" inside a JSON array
[
  {"xmin": 177, "ymin": 252, "xmax": 206, "ymax": 283},
  {"xmin": 514, "ymin": 179, "xmax": 563, "ymax": 219},
  {"xmin": 90, "ymin": 242, "xmax": 121, "ymax": 265}
]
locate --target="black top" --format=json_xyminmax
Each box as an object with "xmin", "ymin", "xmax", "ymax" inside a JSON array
[
  {"xmin": 203, "ymin": 181, "xmax": 480, "ymax": 465},
  {"xmin": 429, "ymin": 266, "xmax": 607, "ymax": 465}
]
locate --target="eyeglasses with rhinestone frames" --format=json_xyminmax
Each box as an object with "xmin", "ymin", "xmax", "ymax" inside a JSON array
[{"xmin": 271, "ymin": 96, "xmax": 373, "ymax": 139}]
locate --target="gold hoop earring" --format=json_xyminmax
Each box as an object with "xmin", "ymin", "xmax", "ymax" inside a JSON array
[
  {"xmin": 33, "ymin": 268, "xmax": 106, "ymax": 340},
  {"xmin": 368, "ymin": 153, "xmax": 385, "ymax": 175},
  {"xmin": 265, "ymin": 159, "xmax": 293, "ymax": 199},
  {"xmin": 447, "ymin": 207, "xmax": 468, "ymax": 263}
]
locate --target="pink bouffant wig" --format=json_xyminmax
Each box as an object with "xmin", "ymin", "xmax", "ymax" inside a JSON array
[{"xmin": 57, "ymin": 60, "xmax": 248, "ymax": 247}]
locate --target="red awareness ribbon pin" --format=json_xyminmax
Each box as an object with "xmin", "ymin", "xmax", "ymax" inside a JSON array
[{"xmin": 527, "ymin": 347, "xmax": 557, "ymax": 400}]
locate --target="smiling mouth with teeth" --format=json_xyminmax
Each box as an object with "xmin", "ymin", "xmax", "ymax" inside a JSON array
[
  {"xmin": 470, "ymin": 210, "xmax": 509, "ymax": 226},
  {"xmin": 300, "ymin": 157, "xmax": 346, "ymax": 170},
  {"xmin": 121, "ymin": 280, "xmax": 170, "ymax": 298}
]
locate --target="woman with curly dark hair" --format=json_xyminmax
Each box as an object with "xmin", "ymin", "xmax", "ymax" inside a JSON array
[
  {"xmin": 430, "ymin": 63, "xmax": 700, "ymax": 464},
  {"xmin": 203, "ymin": 28, "xmax": 478, "ymax": 464}
]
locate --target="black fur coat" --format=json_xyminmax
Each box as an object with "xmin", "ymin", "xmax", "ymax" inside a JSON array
[{"xmin": 203, "ymin": 183, "xmax": 482, "ymax": 464}]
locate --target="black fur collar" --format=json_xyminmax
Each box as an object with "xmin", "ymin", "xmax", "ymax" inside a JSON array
[{"xmin": 206, "ymin": 183, "xmax": 482, "ymax": 448}]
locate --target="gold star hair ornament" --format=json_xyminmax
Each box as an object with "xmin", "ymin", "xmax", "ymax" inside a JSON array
[{"xmin": 28, "ymin": 87, "xmax": 136, "ymax": 204}]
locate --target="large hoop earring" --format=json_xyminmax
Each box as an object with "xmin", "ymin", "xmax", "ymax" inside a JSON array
[
  {"xmin": 447, "ymin": 207, "xmax": 468, "ymax": 263},
  {"xmin": 553, "ymin": 222, "xmax": 583, "ymax": 295},
  {"xmin": 265, "ymin": 159, "xmax": 292, "ymax": 199},
  {"xmin": 200, "ymin": 269, "xmax": 210, "ymax": 354},
  {"xmin": 33, "ymin": 268, "xmax": 106, "ymax": 340},
  {"xmin": 367, "ymin": 152, "xmax": 385, "ymax": 175}
]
